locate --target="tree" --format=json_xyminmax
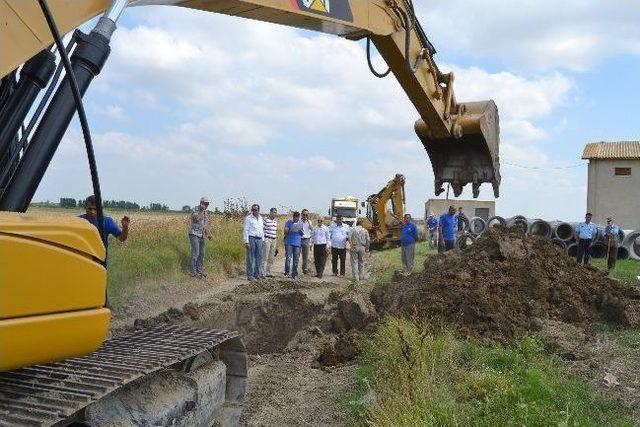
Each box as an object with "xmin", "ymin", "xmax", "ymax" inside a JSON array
[
  {"xmin": 60, "ymin": 197, "xmax": 76, "ymax": 208},
  {"xmin": 182, "ymin": 205, "xmax": 191, "ymax": 212}
]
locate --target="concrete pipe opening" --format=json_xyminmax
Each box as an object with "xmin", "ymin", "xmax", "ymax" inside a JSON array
[
  {"xmin": 553, "ymin": 222, "xmax": 574, "ymax": 241},
  {"xmin": 456, "ymin": 233, "xmax": 476, "ymax": 250},
  {"xmin": 487, "ymin": 216, "xmax": 506, "ymax": 228},
  {"xmin": 507, "ymin": 215, "xmax": 528, "ymax": 232},
  {"xmin": 622, "ymin": 231, "xmax": 640, "ymax": 260},
  {"xmin": 528, "ymin": 219, "xmax": 551, "ymax": 238},
  {"xmin": 567, "ymin": 243, "xmax": 578, "ymax": 258},
  {"xmin": 590, "ymin": 243, "xmax": 606, "ymax": 259},
  {"xmin": 469, "ymin": 217, "xmax": 487, "ymax": 235},
  {"xmin": 551, "ymin": 238, "xmax": 566, "ymax": 250},
  {"xmin": 617, "ymin": 246, "xmax": 630, "ymax": 261}
]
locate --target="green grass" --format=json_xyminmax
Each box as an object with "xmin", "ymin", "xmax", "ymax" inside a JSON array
[
  {"xmin": 105, "ymin": 213, "xmax": 245, "ymax": 304},
  {"xmin": 590, "ymin": 258, "xmax": 640, "ymax": 284},
  {"xmin": 370, "ymin": 242, "xmax": 436, "ymax": 284},
  {"xmin": 345, "ymin": 317, "xmax": 633, "ymax": 427}
]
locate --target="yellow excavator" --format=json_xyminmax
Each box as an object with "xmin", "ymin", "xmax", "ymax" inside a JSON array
[
  {"xmin": 0, "ymin": 1, "xmax": 500, "ymax": 425},
  {"xmin": 363, "ymin": 173, "xmax": 406, "ymax": 248}
]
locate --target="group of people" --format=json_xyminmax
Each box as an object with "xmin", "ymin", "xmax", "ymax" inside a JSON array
[
  {"xmin": 575, "ymin": 212, "xmax": 620, "ymax": 270},
  {"xmin": 426, "ymin": 205, "xmax": 467, "ymax": 252},
  {"xmin": 239, "ymin": 205, "xmax": 371, "ymax": 281}
]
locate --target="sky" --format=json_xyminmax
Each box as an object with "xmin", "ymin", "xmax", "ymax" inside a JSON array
[{"xmin": 33, "ymin": 0, "xmax": 640, "ymax": 220}]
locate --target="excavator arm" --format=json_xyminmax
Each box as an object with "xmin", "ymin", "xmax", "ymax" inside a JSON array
[
  {"xmin": 0, "ymin": 0, "xmax": 500, "ymax": 199},
  {"xmin": 364, "ymin": 173, "xmax": 406, "ymax": 246}
]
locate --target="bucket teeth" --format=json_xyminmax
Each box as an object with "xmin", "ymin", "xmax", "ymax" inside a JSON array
[{"xmin": 416, "ymin": 100, "xmax": 501, "ymax": 198}]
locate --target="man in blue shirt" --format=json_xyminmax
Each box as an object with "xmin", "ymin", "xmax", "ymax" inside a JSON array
[
  {"xmin": 439, "ymin": 205, "xmax": 457, "ymax": 252},
  {"xmin": 574, "ymin": 212, "xmax": 597, "ymax": 265},
  {"xmin": 79, "ymin": 195, "xmax": 129, "ymax": 246},
  {"xmin": 427, "ymin": 214, "xmax": 438, "ymax": 248},
  {"xmin": 284, "ymin": 211, "xmax": 303, "ymax": 278},
  {"xmin": 400, "ymin": 214, "xmax": 419, "ymax": 272}
]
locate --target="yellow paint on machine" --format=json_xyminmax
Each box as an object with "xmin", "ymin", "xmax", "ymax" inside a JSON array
[{"xmin": 0, "ymin": 308, "xmax": 110, "ymax": 371}]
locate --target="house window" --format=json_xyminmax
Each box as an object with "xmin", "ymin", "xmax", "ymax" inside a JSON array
[{"xmin": 614, "ymin": 167, "xmax": 631, "ymax": 176}]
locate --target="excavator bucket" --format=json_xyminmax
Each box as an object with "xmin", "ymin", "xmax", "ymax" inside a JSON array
[{"xmin": 415, "ymin": 100, "xmax": 500, "ymax": 198}]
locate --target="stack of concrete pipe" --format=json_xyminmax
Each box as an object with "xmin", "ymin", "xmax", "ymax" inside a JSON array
[{"xmin": 462, "ymin": 215, "xmax": 640, "ymax": 261}]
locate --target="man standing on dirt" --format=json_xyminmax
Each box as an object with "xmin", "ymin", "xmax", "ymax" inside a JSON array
[
  {"xmin": 439, "ymin": 205, "xmax": 457, "ymax": 252},
  {"xmin": 243, "ymin": 204, "xmax": 264, "ymax": 281},
  {"xmin": 329, "ymin": 214, "xmax": 350, "ymax": 276},
  {"xmin": 312, "ymin": 217, "xmax": 330, "ymax": 279},
  {"xmin": 604, "ymin": 217, "xmax": 620, "ymax": 271},
  {"xmin": 284, "ymin": 211, "xmax": 303, "ymax": 278},
  {"xmin": 188, "ymin": 197, "xmax": 210, "ymax": 278},
  {"xmin": 349, "ymin": 218, "xmax": 370, "ymax": 282},
  {"xmin": 81, "ymin": 195, "xmax": 130, "ymax": 246},
  {"xmin": 575, "ymin": 212, "xmax": 597, "ymax": 265},
  {"xmin": 400, "ymin": 214, "xmax": 419, "ymax": 272},
  {"xmin": 261, "ymin": 207, "xmax": 278, "ymax": 278},
  {"xmin": 300, "ymin": 209, "xmax": 314, "ymax": 275}
]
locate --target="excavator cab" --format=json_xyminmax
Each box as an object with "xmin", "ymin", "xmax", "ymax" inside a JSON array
[{"xmin": 416, "ymin": 100, "xmax": 501, "ymax": 199}]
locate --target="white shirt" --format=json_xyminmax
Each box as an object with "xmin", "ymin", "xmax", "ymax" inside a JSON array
[
  {"xmin": 329, "ymin": 222, "xmax": 351, "ymax": 249},
  {"xmin": 312, "ymin": 224, "xmax": 330, "ymax": 245},
  {"xmin": 243, "ymin": 214, "xmax": 264, "ymax": 243},
  {"xmin": 301, "ymin": 219, "xmax": 313, "ymax": 238}
]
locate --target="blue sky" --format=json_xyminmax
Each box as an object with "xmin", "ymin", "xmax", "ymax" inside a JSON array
[{"xmin": 34, "ymin": 1, "xmax": 640, "ymax": 220}]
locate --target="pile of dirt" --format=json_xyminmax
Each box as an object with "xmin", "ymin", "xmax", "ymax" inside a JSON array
[{"xmin": 371, "ymin": 227, "xmax": 640, "ymax": 342}]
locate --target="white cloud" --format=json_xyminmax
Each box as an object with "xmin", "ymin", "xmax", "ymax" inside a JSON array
[
  {"xmin": 103, "ymin": 105, "xmax": 124, "ymax": 119},
  {"xmin": 417, "ymin": 0, "xmax": 640, "ymax": 71}
]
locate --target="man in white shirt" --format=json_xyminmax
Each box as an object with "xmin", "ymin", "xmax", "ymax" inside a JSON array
[
  {"xmin": 261, "ymin": 207, "xmax": 278, "ymax": 278},
  {"xmin": 311, "ymin": 217, "xmax": 330, "ymax": 278},
  {"xmin": 300, "ymin": 209, "xmax": 314, "ymax": 275},
  {"xmin": 243, "ymin": 203, "xmax": 264, "ymax": 281},
  {"xmin": 329, "ymin": 214, "xmax": 350, "ymax": 276}
]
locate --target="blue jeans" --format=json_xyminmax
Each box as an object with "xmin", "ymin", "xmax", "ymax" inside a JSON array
[
  {"xmin": 189, "ymin": 234, "xmax": 205, "ymax": 274},
  {"xmin": 246, "ymin": 236, "xmax": 264, "ymax": 279},
  {"xmin": 285, "ymin": 244, "xmax": 301, "ymax": 278}
]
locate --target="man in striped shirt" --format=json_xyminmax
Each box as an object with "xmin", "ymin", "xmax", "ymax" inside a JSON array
[{"xmin": 261, "ymin": 207, "xmax": 278, "ymax": 278}]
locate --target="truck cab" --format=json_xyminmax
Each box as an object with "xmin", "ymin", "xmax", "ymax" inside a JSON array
[{"xmin": 330, "ymin": 197, "xmax": 359, "ymax": 226}]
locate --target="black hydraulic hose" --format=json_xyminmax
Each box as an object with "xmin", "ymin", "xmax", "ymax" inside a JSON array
[
  {"xmin": 366, "ymin": 37, "xmax": 391, "ymax": 78},
  {"xmin": 36, "ymin": 0, "xmax": 106, "ymax": 247},
  {"xmin": 0, "ymin": 35, "xmax": 76, "ymax": 191}
]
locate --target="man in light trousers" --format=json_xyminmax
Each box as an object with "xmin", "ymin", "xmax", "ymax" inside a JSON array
[
  {"xmin": 243, "ymin": 204, "xmax": 264, "ymax": 281},
  {"xmin": 261, "ymin": 207, "xmax": 278, "ymax": 278},
  {"xmin": 189, "ymin": 197, "xmax": 211, "ymax": 278},
  {"xmin": 401, "ymin": 214, "xmax": 419, "ymax": 272},
  {"xmin": 349, "ymin": 218, "xmax": 370, "ymax": 282}
]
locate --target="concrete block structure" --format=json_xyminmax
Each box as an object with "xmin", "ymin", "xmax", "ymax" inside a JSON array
[
  {"xmin": 425, "ymin": 199, "xmax": 495, "ymax": 222},
  {"xmin": 582, "ymin": 141, "xmax": 640, "ymax": 230}
]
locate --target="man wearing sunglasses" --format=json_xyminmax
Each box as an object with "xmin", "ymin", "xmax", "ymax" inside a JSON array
[{"xmin": 80, "ymin": 195, "xmax": 129, "ymax": 246}]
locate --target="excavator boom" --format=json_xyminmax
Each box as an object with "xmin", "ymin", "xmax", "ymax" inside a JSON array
[{"xmin": 0, "ymin": 0, "xmax": 500, "ymax": 198}]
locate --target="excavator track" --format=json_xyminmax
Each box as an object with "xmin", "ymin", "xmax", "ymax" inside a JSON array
[{"xmin": 0, "ymin": 324, "xmax": 247, "ymax": 426}]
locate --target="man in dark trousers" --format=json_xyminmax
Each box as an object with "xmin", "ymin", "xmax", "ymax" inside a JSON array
[
  {"xmin": 439, "ymin": 205, "xmax": 457, "ymax": 252},
  {"xmin": 575, "ymin": 212, "xmax": 597, "ymax": 265},
  {"xmin": 604, "ymin": 217, "xmax": 620, "ymax": 271},
  {"xmin": 329, "ymin": 214, "xmax": 350, "ymax": 276},
  {"xmin": 311, "ymin": 217, "xmax": 330, "ymax": 278}
]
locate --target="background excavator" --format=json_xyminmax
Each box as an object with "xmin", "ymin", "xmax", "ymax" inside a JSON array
[
  {"xmin": 363, "ymin": 173, "xmax": 407, "ymax": 248},
  {"xmin": 0, "ymin": 0, "xmax": 501, "ymax": 425}
]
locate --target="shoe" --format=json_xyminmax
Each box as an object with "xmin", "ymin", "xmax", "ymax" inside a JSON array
[
  {"xmin": 284, "ymin": 273, "xmax": 291, "ymax": 278},
  {"xmin": 248, "ymin": 277, "xmax": 254, "ymax": 282},
  {"xmin": 189, "ymin": 272, "xmax": 197, "ymax": 278},
  {"xmin": 266, "ymin": 274, "xmax": 275, "ymax": 278},
  {"xmin": 197, "ymin": 272, "xmax": 206, "ymax": 278}
]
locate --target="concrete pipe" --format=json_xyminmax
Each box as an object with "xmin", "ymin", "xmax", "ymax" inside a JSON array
[
  {"xmin": 566, "ymin": 243, "xmax": 578, "ymax": 258},
  {"xmin": 551, "ymin": 238, "xmax": 566, "ymax": 250},
  {"xmin": 456, "ymin": 233, "xmax": 476, "ymax": 250},
  {"xmin": 590, "ymin": 243, "xmax": 606, "ymax": 259},
  {"xmin": 550, "ymin": 221, "xmax": 574, "ymax": 242},
  {"xmin": 617, "ymin": 246, "xmax": 630, "ymax": 261},
  {"xmin": 487, "ymin": 215, "xmax": 506, "ymax": 228},
  {"xmin": 507, "ymin": 215, "xmax": 528, "ymax": 231},
  {"xmin": 528, "ymin": 219, "xmax": 552, "ymax": 239},
  {"xmin": 622, "ymin": 230, "xmax": 640, "ymax": 260},
  {"xmin": 469, "ymin": 217, "xmax": 487, "ymax": 235}
]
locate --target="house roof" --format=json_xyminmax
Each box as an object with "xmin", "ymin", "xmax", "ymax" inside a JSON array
[{"xmin": 582, "ymin": 141, "xmax": 640, "ymax": 160}]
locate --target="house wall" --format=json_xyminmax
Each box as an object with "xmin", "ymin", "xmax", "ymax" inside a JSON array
[
  {"xmin": 587, "ymin": 159, "xmax": 640, "ymax": 229},
  {"xmin": 425, "ymin": 199, "xmax": 495, "ymax": 221}
]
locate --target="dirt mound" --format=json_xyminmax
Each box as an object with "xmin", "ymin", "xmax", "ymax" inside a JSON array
[
  {"xmin": 371, "ymin": 227, "xmax": 640, "ymax": 342},
  {"xmin": 234, "ymin": 279, "xmax": 337, "ymax": 295},
  {"xmin": 315, "ymin": 332, "xmax": 360, "ymax": 367}
]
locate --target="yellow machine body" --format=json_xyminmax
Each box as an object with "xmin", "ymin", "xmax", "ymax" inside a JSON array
[
  {"xmin": 363, "ymin": 173, "xmax": 406, "ymax": 247},
  {"xmin": 0, "ymin": 212, "xmax": 109, "ymax": 371}
]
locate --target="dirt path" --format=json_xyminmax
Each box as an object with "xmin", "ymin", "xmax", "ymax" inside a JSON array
[{"xmin": 111, "ymin": 250, "xmax": 362, "ymax": 427}]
